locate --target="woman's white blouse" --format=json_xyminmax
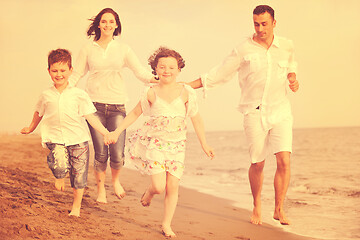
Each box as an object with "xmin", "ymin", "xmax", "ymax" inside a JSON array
[{"xmin": 69, "ymin": 40, "xmax": 153, "ymax": 104}]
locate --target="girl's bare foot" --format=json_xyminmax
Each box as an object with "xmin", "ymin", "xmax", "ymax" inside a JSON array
[
  {"xmin": 140, "ymin": 189, "xmax": 153, "ymax": 207},
  {"xmin": 96, "ymin": 186, "xmax": 107, "ymax": 203},
  {"xmin": 250, "ymin": 206, "xmax": 262, "ymax": 225},
  {"xmin": 113, "ymin": 180, "xmax": 126, "ymax": 199},
  {"xmin": 273, "ymin": 209, "xmax": 290, "ymax": 225},
  {"xmin": 69, "ymin": 207, "xmax": 80, "ymax": 217},
  {"xmin": 162, "ymin": 225, "xmax": 176, "ymax": 238},
  {"xmin": 55, "ymin": 178, "xmax": 65, "ymax": 191}
]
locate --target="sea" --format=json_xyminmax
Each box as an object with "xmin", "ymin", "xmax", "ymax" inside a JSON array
[{"xmin": 177, "ymin": 127, "xmax": 360, "ymax": 240}]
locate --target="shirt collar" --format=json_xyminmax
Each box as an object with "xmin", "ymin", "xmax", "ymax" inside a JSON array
[
  {"xmin": 93, "ymin": 38, "xmax": 115, "ymax": 47},
  {"xmin": 250, "ymin": 34, "xmax": 280, "ymax": 48},
  {"xmin": 51, "ymin": 82, "xmax": 72, "ymax": 93},
  {"xmin": 272, "ymin": 35, "xmax": 280, "ymax": 48}
]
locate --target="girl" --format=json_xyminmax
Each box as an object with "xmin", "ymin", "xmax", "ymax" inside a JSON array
[
  {"xmin": 105, "ymin": 47, "xmax": 214, "ymax": 238},
  {"xmin": 68, "ymin": 8, "xmax": 158, "ymax": 203}
]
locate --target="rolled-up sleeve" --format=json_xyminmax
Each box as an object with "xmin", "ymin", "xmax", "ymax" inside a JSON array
[
  {"xmin": 200, "ymin": 48, "xmax": 241, "ymax": 97},
  {"xmin": 287, "ymin": 40, "xmax": 298, "ymax": 74},
  {"xmin": 185, "ymin": 85, "xmax": 199, "ymax": 117},
  {"xmin": 35, "ymin": 95, "xmax": 45, "ymax": 117},
  {"xmin": 78, "ymin": 90, "xmax": 96, "ymax": 116}
]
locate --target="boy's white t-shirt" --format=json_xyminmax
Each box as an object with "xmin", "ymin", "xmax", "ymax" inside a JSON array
[{"xmin": 35, "ymin": 85, "xmax": 96, "ymax": 147}]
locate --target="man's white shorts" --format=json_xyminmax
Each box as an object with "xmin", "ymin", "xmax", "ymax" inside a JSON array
[{"xmin": 243, "ymin": 110, "xmax": 293, "ymax": 163}]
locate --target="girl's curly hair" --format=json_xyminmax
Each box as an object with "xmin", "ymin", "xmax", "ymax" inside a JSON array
[{"xmin": 148, "ymin": 47, "xmax": 185, "ymax": 75}]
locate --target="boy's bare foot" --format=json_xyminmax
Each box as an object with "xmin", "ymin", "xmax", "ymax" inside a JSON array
[
  {"xmin": 96, "ymin": 186, "xmax": 107, "ymax": 203},
  {"xmin": 69, "ymin": 207, "xmax": 80, "ymax": 217},
  {"xmin": 162, "ymin": 225, "xmax": 176, "ymax": 238},
  {"xmin": 140, "ymin": 189, "xmax": 153, "ymax": 207},
  {"xmin": 273, "ymin": 209, "xmax": 290, "ymax": 225},
  {"xmin": 113, "ymin": 180, "xmax": 126, "ymax": 199},
  {"xmin": 250, "ymin": 206, "xmax": 262, "ymax": 225},
  {"xmin": 55, "ymin": 178, "xmax": 65, "ymax": 191}
]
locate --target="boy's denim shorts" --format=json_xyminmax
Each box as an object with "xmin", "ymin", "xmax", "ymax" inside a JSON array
[{"xmin": 46, "ymin": 141, "xmax": 90, "ymax": 189}]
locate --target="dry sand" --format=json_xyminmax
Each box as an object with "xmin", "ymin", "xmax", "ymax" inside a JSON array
[{"xmin": 0, "ymin": 134, "xmax": 318, "ymax": 240}]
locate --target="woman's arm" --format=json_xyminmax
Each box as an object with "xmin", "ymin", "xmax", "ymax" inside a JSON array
[
  {"xmin": 68, "ymin": 46, "xmax": 89, "ymax": 86},
  {"xmin": 124, "ymin": 47, "xmax": 154, "ymax": 83}
]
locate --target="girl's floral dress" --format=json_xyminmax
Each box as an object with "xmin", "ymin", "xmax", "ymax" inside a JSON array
[{"xmin": 126, "ymin": 84, "xmax": 198, "ymax": 179}]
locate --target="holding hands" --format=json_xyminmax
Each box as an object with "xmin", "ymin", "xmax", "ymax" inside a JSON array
[{"xmin": 104, "ymin": 130, "xmax": 122, "ymax": 145}]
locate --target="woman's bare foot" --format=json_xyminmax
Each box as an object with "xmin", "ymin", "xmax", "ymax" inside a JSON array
[
  {"xmin": 140, "ymin": 189, "xmax": 153, "ymax": 207},
  {"xmin": 96, "ymin": 185, "xmax": 107, "ymax": 203},
  {"xmin": 113, "ymin": 180, "xmax": 126, "ymax": 199},
  {"xmin": 250, "ymin": 206, "xmax": 262, "ymax": 225},
  {"xmin": 273, "ymin": 209, "xmax": 290, "ymax": 225},
  {"xmin": 162, "ymin": 225, "xmax": 176, "ymax": 238},
  {"xmin": 69, "ymin": 207, "xmax": 80, "ymax": 217},
  {"xmin": 55, "ymin": 178, "xmax": 65, "ymax": 191}
]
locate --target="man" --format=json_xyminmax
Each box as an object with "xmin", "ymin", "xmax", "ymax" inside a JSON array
[{"xmin": 188, "ymin": 5, "xmax": 299, "ymax": 225}]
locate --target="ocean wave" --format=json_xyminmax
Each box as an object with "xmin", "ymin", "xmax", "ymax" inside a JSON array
[{"xmin": 292, "ymin": 184, "xmax": 360, "ymax": 198}]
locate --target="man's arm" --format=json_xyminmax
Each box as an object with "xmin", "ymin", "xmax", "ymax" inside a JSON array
[
  {"xmin": 288, "ymin": 72, "xmax": 299, "ymax": 92},
  {"xmin": 188, "ymin": 48, "xmax": 241, "ymax": 90},
  {"xmin": 187, "ymin": 78, "xmax": 203, "ymax": 89}
]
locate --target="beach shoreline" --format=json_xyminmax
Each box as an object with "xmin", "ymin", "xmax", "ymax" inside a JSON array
[{"xmin": 0, "ymin": 134, "xmax": 318, "ymax": 240}]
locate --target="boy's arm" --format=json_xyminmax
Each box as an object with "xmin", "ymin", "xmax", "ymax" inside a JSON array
[
  {"xmin": 190, "ymin": 113, "xmax": 215, "ymax": 159},
  {"xmin": 105, "ymin": 101, "xmax": 143, "ymax": 145},
  {"xmin": 84, "ymin": 114, "xmax": 109, "ymax": 136},
  {"xmin": 21, "ymin": 111, "xmax": 42, "ymax": 134}
]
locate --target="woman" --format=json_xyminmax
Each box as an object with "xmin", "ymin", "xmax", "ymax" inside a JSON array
[{"xmin": 69, "ymin": 8, "xmax": 157, "ymax": 203}]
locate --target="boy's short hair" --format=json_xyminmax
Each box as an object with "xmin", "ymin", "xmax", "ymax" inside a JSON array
[
  {"xmin": 48, "ymin": 49, "xmax": 72, "ymax": 69},
  {"xmin": 148, "ymin": 46, "xmax": 185, "ymax": 75},
  {"xmin": 253, "ymin": 5, "xmax": 275, "ymax": 19}
]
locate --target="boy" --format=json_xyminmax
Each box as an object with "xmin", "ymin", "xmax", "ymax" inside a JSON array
[{"xmin": 21, "ymin": 49, "xmax": 109, "ymax": 217}]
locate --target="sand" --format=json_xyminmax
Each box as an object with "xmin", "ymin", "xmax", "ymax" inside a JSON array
[{"xmin": 0, "ymin": 134, "xmax": 318, "ymax": 240}]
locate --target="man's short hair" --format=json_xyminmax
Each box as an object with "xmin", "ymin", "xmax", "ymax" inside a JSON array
[{"xmin": 253, "ymin": 5, "xmax": 275, "ymax": 19}]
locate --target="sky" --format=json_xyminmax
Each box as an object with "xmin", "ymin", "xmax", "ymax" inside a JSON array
[{"xmin": 1, "ymin": 0, "xmax": 359, "ymax": 133}]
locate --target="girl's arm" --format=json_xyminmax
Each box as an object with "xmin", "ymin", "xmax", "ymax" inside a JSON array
[
  {"xmin": 190, "ymin": 113, "xmax": 215, "ymax": 159},
  {"xmin": 105, "ymin": 101, "xmax": 143, "ymax": 145},
  {"xmin": 84, "ymin": 113, "xmax": 109, "ymax": 136},
  {"xmin": 21, "ymin": 111, "xmax": 43, "ymax": 134}
]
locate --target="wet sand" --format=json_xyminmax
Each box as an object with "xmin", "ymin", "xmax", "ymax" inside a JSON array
[{"xmin": 0, "ymin": 134, "xmax": 318, "ymax": 240}]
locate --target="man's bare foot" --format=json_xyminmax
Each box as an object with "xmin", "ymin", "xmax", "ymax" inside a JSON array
[
  {"xmin": 273, "ymin": 209, "xmax": 290, "ymax": 225},
  {"xmin": 162, "ymin": 225, "xmax": 176, "ymax": 238},
  {"xmin": 69, "ymin": 207, "xmax": 80, "ymax": 217},
  {"xmin": 55, "ymin": 178, "xmax": 65, "ymax": 191},
  {"xmin": 250, "ymin": 206, "xmax": 262, "ymax": 225},
  {"xmin": 113, "ymin": 180, "xmax": 126, "ymax": 199},
  {"xmin": 96, "ymin": 186, "xmax": 107, "ymax": 203},
  {"xmin": 140, "ymin": 189, "xmax": 153, "ymax": 207}
]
